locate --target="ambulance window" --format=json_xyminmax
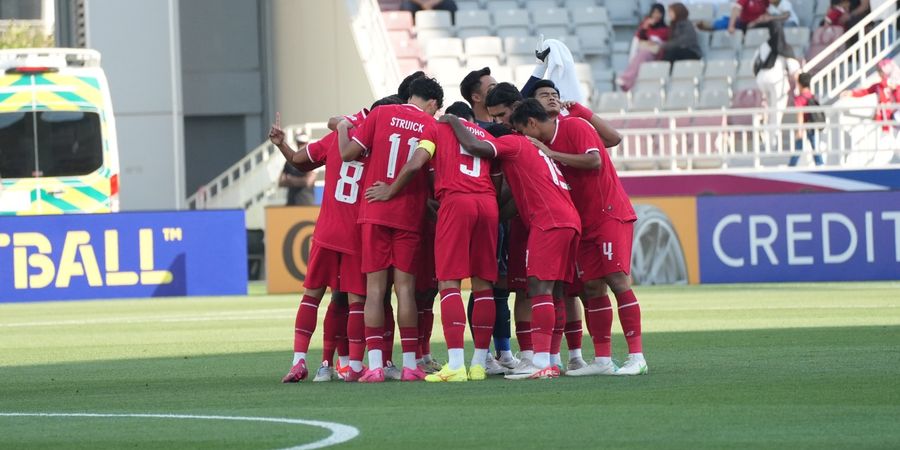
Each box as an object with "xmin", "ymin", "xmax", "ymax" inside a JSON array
[
  {"xmin": 0, "ymin": 112, "xmax": 35, "ymax": 179},
  {"xmin": 36, "ymin": 111, "xmax": 103, "ymax": 177}
]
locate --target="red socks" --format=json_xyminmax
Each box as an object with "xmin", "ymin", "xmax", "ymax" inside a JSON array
[
  {"xmin": 400, "ymin": 326, "xmax": 419, "ymax": 354},
  {"xmin": 565, "ymin": 320, "xmax": 583, "ymax": 352},
  {"xmin": 530, "ymin": 295, "xmax": 554, "ymax": 354},
  {"xmin": 364, "ymin": 325, "xmax": 383, "ymax": 362},
  {"xmin": 616, "ymin": 289, "xmax": 643, "ymax": 354},
  {"xmin": 348, "ymin": 302, "xmax": 365, "ymax": 362},
  {"xmin": 293, "ymin": 295, "xmax": 321, "ymax": 353},
  {"xmin": 471, "ymin": 289, "xmax": 496, "ymax": 350},
  {"xmin": 439, "ymin": 288, "xmax": 466, "ymax": 350},
  {"xmin": 550, "ymin": 297, "xmax": 566, "ymax": 355},
  {"xmin": 322, "ymin": 300, "xmax": 340, "ymax": 366},
  {"xmin": 515, "ymin": 320, "xmax": 533, "ymax": 352},
  {"xmin": 587, "ymin": 295, "xmax": 613, "ymax": 358}
]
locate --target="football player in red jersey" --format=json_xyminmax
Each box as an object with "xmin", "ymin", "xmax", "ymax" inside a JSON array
[
  {"xmin": 337, "ymin": 77, "xmax": 444, "ymax": 383},
  {"xmin": 441, "ymin": 108, "xmax": 581, "ymax": 380},
  {"xmin": 272, "ymin": 96, "xmax": 402, "ymax": 383},
  {"xmin": 511, "ymin": 99, "xmax": 647, "ymax": 376},
  {"xmin": 365, "ymin": 101, "xmax": 500, "ymax": 382}
]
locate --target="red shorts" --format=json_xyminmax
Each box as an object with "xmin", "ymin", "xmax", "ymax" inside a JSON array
[
  {"xmin": 416, "ymin": 220, "xmax": 437, "ymax": 292},
  {"xmin": 578, "ymin": 219, "xmax": 634, "ymax": 281},
  {"xmin": 435, "ymin": 194, "xmax": 499, "ymax": 282},
  {"xmin": 507, "ymin": 216, "xmax": 528, "ymax": 291},
  {"xmin": 526, "ymin": 227, "xmax": 579, "ymax": 283},
  {"xmin": 304, "ymin": 244, "xmax": 367, "ymax": 297},
  {"xmin": 361, "ymin": 223, "xmax": 421, "ymax": 274},
  {"xmin": 566, "ymin": 277, "xmax": 584, "ymax": 297}
]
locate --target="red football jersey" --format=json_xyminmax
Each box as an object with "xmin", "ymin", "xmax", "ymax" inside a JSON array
[
  {"xmin": 352, "ymin": 104, "xmax": 436, "ymax": 232},
  {"xmin": 547, "ymin": 118, "xmax": 637, "ymax": 229},
  {"xmin": 486, "ymin": 134, "xmax": 581, "ymax": 232},
  {"xmin": 306, "ymin": 129, "xmax": 364, "ymax": 255},
  {"xmin": 421, "ymin": 119, "xmax": 496, "ymax": 201}
]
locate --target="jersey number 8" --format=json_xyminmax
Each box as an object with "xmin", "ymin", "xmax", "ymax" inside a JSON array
[{"xmin": 335, "ymin": 160, "xmax": 364, "ymax": 204}]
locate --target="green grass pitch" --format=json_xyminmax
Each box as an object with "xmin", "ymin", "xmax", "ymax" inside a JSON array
[{"xmin": 1, "ymin": 282, "xmax": 899, "ymax": 449}]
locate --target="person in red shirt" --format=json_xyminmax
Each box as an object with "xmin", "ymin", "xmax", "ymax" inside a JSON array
[
  {"xmin": 825, "ymin": 0, "xmax": 851, "ymax": 29},
  {"xmin": 440, "ymin": 110, "xmax": 581, "ymax": 380},
  {"xmin": 512, "ymin": 99, "xmax": 648, "ymax": 376},
  {"xmin": 337, "ymin": 77, "xmax": 444, "ymax": 383},
  {"xmin": 365, "ymin": 101, "xmax": 500, "ymax": 382},
  {"xmin": 841, "ymin": 59, "xmax": 900, "ymax": 133},
  {"xmin": 271, "ymin": 96, "xmax": 402, "ymax": 384},
  {"xmin": 729, "ymin": 0, "xmax": 770, "ymax": 33}
]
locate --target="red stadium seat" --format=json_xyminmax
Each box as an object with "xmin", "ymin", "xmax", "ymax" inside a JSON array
[
  {"xmin": 389, "ymin": 31, "xmax": 421, "ymax": 59},
  {"xmin": 382, "ymin": 11, "xmax": 414, "ymax": 32},
  {"xmin": 397, "ymin": 57, "xmax": 424, "ymax": 74},
  {"xmin": 806, "ymin": 25, "xmax": 845, "ymax": 68}
]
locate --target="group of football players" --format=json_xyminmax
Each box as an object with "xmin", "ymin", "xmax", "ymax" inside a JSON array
[{"xmin": 270, "ymin": 64, "xmax": 648, "ymax": 383}]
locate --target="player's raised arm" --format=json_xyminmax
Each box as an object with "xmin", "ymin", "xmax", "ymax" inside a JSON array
[
  {"xmin": 270, "ymin": 112, "xmax": 312, "ymax": 168},
  {"xmin": 563, "ymin": 101, "xmax": 622, "ymax": 148},
  {"xmin": 337, "ymin": 119, "xmax": 363, "ymax": 162},
  {"xmin": 364, "ymin": 145, "xmax": 433, "ymax": 202},
  {"xmin": 439, "ymin": 114, "xmax": 495, "ymax": 159}
]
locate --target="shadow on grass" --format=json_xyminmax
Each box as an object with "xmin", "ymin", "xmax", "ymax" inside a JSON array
[{"xmin": 2, "ymin": 325, "xmax": 899, "ymax": 449}]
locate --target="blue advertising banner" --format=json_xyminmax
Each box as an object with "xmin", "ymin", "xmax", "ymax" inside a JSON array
[
  {"xmin": 0, "ymin": 210, "xmax": 247, "ymax": 302},
  {"xmin": 698, "ymin": 191, "xmax": 900, "ymax": 283}
]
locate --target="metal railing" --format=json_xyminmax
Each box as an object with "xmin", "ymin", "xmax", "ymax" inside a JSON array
[
  {"xmin": 806, "ymin": 1, "xmax": 900, "ymax": 102},
  {"xmin": 604, "ymin": 103, "xmax": 899, "ymax": 170},
  {"xmin": 186, "ymin": 123, "xmax": 328, "ymax": 213}
]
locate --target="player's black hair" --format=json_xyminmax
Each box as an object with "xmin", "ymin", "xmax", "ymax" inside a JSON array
[
  {"xmin": 484, "ymin": 82, "xmax": 523, "ymax": 108},
  {"xmin": 371, "ymin": 95, "xmax": 403, "ymax": 110},
  {"xmin": 408, "ymin": 76, "xmax": 445, "ymax": 109},
  {"xmin": 397, "ymin": 71, "xmax": 426, "ymax": 102},
  {"xmin": 460, "ymin": 67, "xmax": 491, "ymax": 105},
  {"xmin": 509, "ymin": 98, "xmax": 550, "ymax": 128},
  {"xmin": 797, "ymin": 72, "xmax": 812, "ymax": 88},
  {"xmin": 528, "ymin": 79, "xmax": 560, "ymax": 98},
  {"xmin": 485, "ymin": 122, "xmax": 513, "ymax": 138},
  {"xmin": 444, "ymin": 101, "xmax": 474, "ymax": 121}
]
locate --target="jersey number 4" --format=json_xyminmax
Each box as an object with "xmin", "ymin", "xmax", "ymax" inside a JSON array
[
  {"xmin": 387, "ymin": 133, "xmax": 419, "ymax": 179},
  {"xmin": 335, "ymin": 160, "xmax": 364, "ymax": 204}
]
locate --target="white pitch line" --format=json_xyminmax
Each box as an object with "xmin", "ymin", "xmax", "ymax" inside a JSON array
[
  {"xmin": 0, "ymin": 309, "xmax": 294, "ymax": 328},
  {"xmin": 0, "ymin": 412, "xmax": 359, "ymax": 450}
]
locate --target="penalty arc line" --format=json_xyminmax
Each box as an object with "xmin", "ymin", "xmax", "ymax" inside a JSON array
[{"xmin": 0, "ymin": 412, "xmax": 359, "ymax": 450}]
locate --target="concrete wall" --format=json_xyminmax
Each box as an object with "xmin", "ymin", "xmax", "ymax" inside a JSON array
[
  {"xmin": 269, "ymin": 0, "xmax": 374, "ymax": 126},
  {"xmin": 85, "ymin": 0, "xmax": 185, "ymax": 210}
]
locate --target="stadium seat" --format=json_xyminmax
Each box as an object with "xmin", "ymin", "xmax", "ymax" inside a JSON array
[
  {"xmin": 382, "ymin": 11, "xmax": 414, "ymax": 32},
  {"xmin": 398, "ymin": 56, "xmax": 424, "ymax": 74},
  {"xmin": 426, "ymin": 37, "xmax": 464, "ymax": 60},
  {"xmin": 465, "ymin": 36, "xmax": 503, "ymax": 57},
  {"xmin": 807, "ymin": 25, "xmax": 844, "ymax": 61},
  {"xmin": 456, "ymin": 0, "xmax": 483, "ymax": 11},
  {"xmin": 664, "ymin": 89, "xmax": 696, "ymax": 110},
  {"xmin": 491, "ymin": 65, "xmax": 514, "ymax": 84},
  {"xmin": 427, "ymin": 57, "xmax": 464, "ymax": 75},
  {"xmin": 743, "ymin": 27, "xmax": 770, "ymax": 49},
  {"xmin": 576, "ymin": 25, "xmax": 611, "ymax": 55},
  {"xmin": 494, "ymin": 10, "xmax": 531, "ymax": 38},
  {"xmin": 504, "ymin": 36, "xmax": 538, "ymax": 66},
  {"xmin": 696, "ymin": 30, "xmax": 712, "ymax": 57},
  {"xmin": 668, "ymin": 78, "xmax": 698, "ymax": 95},
  {"xmin": 570, "ymin": 5, "xmax": 611, "ymax": 28},
  {"xmin": 553, "ymin": 34, "xmax": 583, "ymax": 59},
  {"xmin": 597, "ymin": 91, "xmax": 628, "ymax": 112},
  {"xmin": 784, "ymin": 27, "xmax": 811, "ymax": 53},
  {"xmin": 389, "ymin": 31, "xmax": 421, "ymax": 59},
  {"xmin": 637, "ymin": 61, "xmax": 671, "ymax": 82},
  {"xmin": 416, "ymin": 10, "xmax": 453, "ymax": 29},
  {"xmin": 525, "ymin": 0, "xmax": 559, "ymax": 11},
  {"xmin": 487, "ymin": 0, "xmax": 520, "ymax": 13},
  {"xmin": 632, "ymin": 79, "xmax": 665, "ymax": 94},
  {"xmin": 793, "ymin": 0, "xmax": 817, "ymax": 27},
  {"xmin": 532, "ymin": 8, "xmax": 571, "ymax": 38},
  {"xmin": 455, "ymin": 10, "xmax": 493, "ymax": 40},
  {"xmin": 702, "ymin": 77, "xmax": 732, "ymax": 94},
  {"xmin": 733, "ymin": 77, "xmax": 758, "ymax": 92},
  {"xmin": 708, "ymin": 29, "xmax": 742, "ymax": 59},
  {"xmin": 416, "ymin": 28, "xmax": 454, "ymax": 44},
  {"xmin": 698, "ymin": 87, "xmax": 731, "ymax": 109},
  {"xmin": 631, "ymin": 90, "xmax": 663, "ymax": 111},
  {"xmin": 687, "ymin": 2, "xmax": 715, "ymax": 22},
  {"xmin": 704, "ymin": 59, "xmax": 738, "ymax": 81},
  {"xmin": 607, "ymin": 1, "xmax": 638, "ymax": 25},
  {"xmin": 671, "ymin": 60, "xmax": 704, "ymax": 80},
  {"xmin": 514, "ymin": 64, "xmax": 538, "ymax": 86}
]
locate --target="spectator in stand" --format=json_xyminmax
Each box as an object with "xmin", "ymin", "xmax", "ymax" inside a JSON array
[
  {"xmin": 840, "ymin": 59, "xmax": 900, "ymax": 134},
  {"xmin": 402, "ymin": 0, "xmax": 457, "ymax": 15},
  {"xmin": 792, "ymin": 73, "xmax": 825, "ymax": 166},
  {"xmin": 766, "ymin": 0, "xmax": 800, "ymax": 27},
  {"xmin": 754, "ymin": 21, "xmax": 801, "ymax": 148},
  {"xmin": 279, "ymin": 132, "xmax": 316, "ymax": 206},
  {"xmin": 617, "ymin": 3, "xmax": 669, "ymax": 91},
  {"xmin": 845, "ymin": 0, "xmax": 871, "ymax": 30},
  {"xmin": 659, "ymin": 3, "xmax": 703, "ymax": 63},
  {"xmin": 729, "ymin": 0, "xmax": 770, "ymax": 33},
  {"xmin": 825, "ymin": 0, "xmax": 852, "ymax": 29}
]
